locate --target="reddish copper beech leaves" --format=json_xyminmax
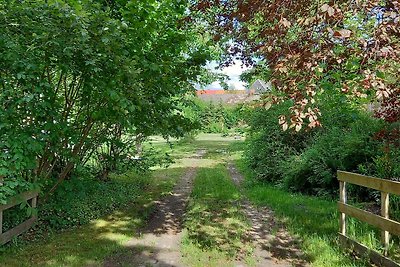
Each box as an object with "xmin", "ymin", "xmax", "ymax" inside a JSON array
[{"xmin": 191, "ymin": 0, "xmax": 400, "ymax": 131}]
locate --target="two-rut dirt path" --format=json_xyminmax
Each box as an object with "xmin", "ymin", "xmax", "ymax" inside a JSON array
[
  {"xmin": 103, "ymin": 150, "xmax": 206, "ymax": 267},
  {"xmin": 227, "ymin": 163, "xmax": 308, "ymax": 267},
  {"xmin": 102, "ymin": 150, "xmax": 307, "ymax": 267}
]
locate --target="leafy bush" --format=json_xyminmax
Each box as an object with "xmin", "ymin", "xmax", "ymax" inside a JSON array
[
  {"xmin": 0, "ymin": 0, "xmax": 213, "ymax": 201},
  {"xmin": 244, "ymin": 101, "xmax": 312, "ymax": 184},
  {"xmin": 39, "ymin": 171, "xmax": 150, "ymax": 230},
  {"xmin": 282, "ymin": 115, "xmax": 383, "ymax": 196},
  {"xmin": 184, "ymin": 99, "xmax": 243, "ymax": 134},
  {"xmin": 244, "ymin": 91, "xmax": 389, "ymax": 199}
]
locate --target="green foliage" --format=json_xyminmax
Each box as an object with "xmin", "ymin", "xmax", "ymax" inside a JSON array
[
  {"xmin": 244, "ymin": 101, "xmax": 311, "ymax": 183},
  {"xmin": 40, "ymin": 171, "xmax": 149, "ymax": 229},
  {"xmin": 184, "ymin": 98, "xmax": 244, "ymax": 134},
  {"xmin": 0, "ymin": 0, "xmax": 215, "ymax": 202},
  {"xmin": 282, "ymin": 116, "xmax": 383, "ymax": 196},
  {"xmin": 244, "ymin": 93, "xmax": 387, "ymax": 197},
  {"xmin": 2, "ymin": 169, "xmax": 151, "ymax": 236}
]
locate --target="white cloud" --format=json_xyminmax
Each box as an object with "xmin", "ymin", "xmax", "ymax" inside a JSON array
[{"xmin": 203, "ymin": 60, "xmax": 250, "ymax": 90}]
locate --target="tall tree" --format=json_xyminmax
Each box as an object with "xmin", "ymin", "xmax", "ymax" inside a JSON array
[
  {"xmin": 191, "ymin": 0, "xmax": 400, "ymax": 131},
  {"xmin": 0, "ymin": 0, "xmax": 215, "ymax": 202}
]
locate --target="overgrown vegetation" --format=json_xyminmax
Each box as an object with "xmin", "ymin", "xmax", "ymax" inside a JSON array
[
  {"xmin": 244, "ymin": 92, "xmax": 400, "ymax": 218},
  {"xmin": 183, "ymin": 98, "xmax": 245, "ymax": 135},
  {"xmin": 0, "ymin": 0, "xmax": 221, "ymax": 246},
  {"xmin": 0, "ymin": 0, "xmax": 215, "ymax": 204},
  {"xmin": 192, "ymin": 1, "xmax": 400, "ymax": 263},
  {"xmin": 237, "ymin": 158, "xmax": 400, "ymax": 265},
  {"xmin": 0, "ymin": 167, "xmax": 184, "ymax": 266},
  {"xmin": 191, "ymin": 0, "xmax": 400, "ymax": 200},
  {"xmin": 1, "ymin": 0, "xmax": 399, "ymax": 265}
]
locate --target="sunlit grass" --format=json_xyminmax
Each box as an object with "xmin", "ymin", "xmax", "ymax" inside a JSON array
[
  {"xmin": 0, "ymin": 167, "xmax": 184, "ymax": 267},
  {"xmin": 7, "ymin": 132, "xmax": 394, "ymax": 267},
  {"xmin": 235, "ymin": 159, "xmax": 383, "ymax": 267},
  {"xmin": 181, "ymin": 230, "xmax": 237, "ymax": 267},
  {"xmin": 181, "ymin": 165, "xmax": 254, "ymax": 267}
]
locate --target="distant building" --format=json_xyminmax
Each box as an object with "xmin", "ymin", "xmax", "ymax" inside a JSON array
[
  {"xmin": 248, "ymin": 79, "xmax": 271, "ymax": 95},
  {"xmin": 196, "ymin": 89, "xmax": 249, "ymax": 105}
]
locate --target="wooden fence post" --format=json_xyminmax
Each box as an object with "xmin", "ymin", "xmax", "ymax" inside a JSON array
[
  {"xmin": 0, "ymin": 190, "xmax": 39, "ymax": 245},
  {"xmin": 31, "ymin": 195, "xmax": 37, "ymax": 219},
  {"xmin": 0, "ymin": 175, "xmax": 2, "ymax": 235},
  {"xmin": 381, "ymin": 191, "xmax": 390, "ymax": 256},
  {"xmin": 340, "ymin": 181, "xmax": 347, "ymax": 236}
]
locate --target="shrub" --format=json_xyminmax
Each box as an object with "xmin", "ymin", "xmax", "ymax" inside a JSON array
[
  {"xmin": 244, "ymin": 91, "xmax": 389, "ymax": 198},
  {"xmin": 244, "ymin": 101, "xmax": 313, "ymax": 184},
  {"xmin": 39, "ymin": 171, "xmax": 149, "ymax": 229},
  {"xmin": 282, "ymin": 115, "xmax": 383, "ymax": 196},
  {"xmin": 184, "ymin": 99, "xmax": 243, "ymax": 134}
]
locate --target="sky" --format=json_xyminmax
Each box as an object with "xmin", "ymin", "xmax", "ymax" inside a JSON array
[{"xmin": 202, "ymin": 60, "xmax": 250, "ymax": 90}]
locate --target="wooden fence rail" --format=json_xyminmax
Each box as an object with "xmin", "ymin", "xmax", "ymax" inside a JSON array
[
  {"xmin": 0, "ymin": 190, "xmax": 39, "ymax": 245},
  {"xmin": 337, "ymin": 171, "xmax": 400, "ymax": 267}
]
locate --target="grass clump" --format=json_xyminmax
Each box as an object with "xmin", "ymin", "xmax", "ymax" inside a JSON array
[{"xmin": 182, "ymin": 165, "xmax": 252, "ymax": 266}]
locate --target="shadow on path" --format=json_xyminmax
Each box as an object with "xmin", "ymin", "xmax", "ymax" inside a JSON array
[
  {"xmin": 227, "ymin": 163, "xmax": 309, "ymax": 267},
  {"xmin": 102, "ymin": 150, "xmax": 206, "ymax": 267}
]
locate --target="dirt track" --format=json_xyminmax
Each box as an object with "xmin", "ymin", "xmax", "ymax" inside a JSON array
[
  {"xmin": 101, "ymin": 150, "xmax": 307, "ymax": 267},
  {"xmin": 102, "ymin": 150, "xmax": 205, "ymax": 267},
  {"xmin": 228, "ymin": 163, "xmax": 309, "ymax": 267}
]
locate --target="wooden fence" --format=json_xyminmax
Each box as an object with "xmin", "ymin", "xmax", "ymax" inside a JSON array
[
  {"xmin": 0, "ymin": 190, "xmax": 38, "ymax": 245},
  {"xmin": 338, "ymin": 171, "xmax": 400, "ymax": 267}
]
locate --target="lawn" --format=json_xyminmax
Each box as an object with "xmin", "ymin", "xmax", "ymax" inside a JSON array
[
  {"xmin": 2, "ymin": 134, "xmax": 397, "ymax": 266},
  {"xmin": 0, "ymin": 168, "xmax": 184, "ymax": 267},
  {"xmin": 0, "ymin": 134, "xmax": 243, "ymax": 267}
]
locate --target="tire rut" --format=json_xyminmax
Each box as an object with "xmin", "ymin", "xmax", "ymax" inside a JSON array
[
  {"xmin": 227, "ymin": 163, "xmax": 309, "ymax": 267},
  {"xmin": 102, "ymin": 150, "xmax": 206, "ymax": 267}
]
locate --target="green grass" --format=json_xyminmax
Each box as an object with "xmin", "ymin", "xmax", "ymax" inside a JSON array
[
  {"xmin": 235, "ymin": 159, "xmax": 397, "ymax": 267},
  {"xmin": 181, "ymin": 165, "xmax": 254, "ymax": 267},
  {"xmin": 148, "ymin": 133, "xmax": 242, "ymax": 159},
  {"xmin": 7, "ymin": 133, "xmax": 396, "ymax": 266},
  {"xmin": 0, "ymin": 167, "xmax": 185, "ymax": 267}
]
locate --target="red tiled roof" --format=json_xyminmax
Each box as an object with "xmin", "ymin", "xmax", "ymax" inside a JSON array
[{"xmin": 196, "ymin": 90, "xmax": 246, "ymax": 96}]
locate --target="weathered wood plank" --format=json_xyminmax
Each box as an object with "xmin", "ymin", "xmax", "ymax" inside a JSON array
[
  {"xmin": 31, "ymin": 196, "xmax": 37, "ymax": 209},
  {"xmin": 338, "ymin": 202, "xmax": 400, "ymax": 237},
  {"xmin": 340, "ymin": 181, "xmax": 347, "ymax": 235},
  {"xmin": 0, "ymin": 216, "xmax": 36, "ymax": 245},
  {"xmin": 0, "ymin": 190, "xmax": 39, "ymax": 212},
  {"xmin": 337, "ymin": 171, "xmax": 400, "ymax": 195},
  {"xmin": 339, "ymin": 233, "xmax": 399, "ymax": 267},
  {"xmin": 381, "ymin": 192, "xmax": 390, "ymax": 256},
  {"xmin": 0, "ymin": 211, "xmax": 2, "ymax": 235}
]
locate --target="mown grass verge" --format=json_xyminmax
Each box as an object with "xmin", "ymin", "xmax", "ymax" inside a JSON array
[
  {"xmin": 181, "ymin": 165, "xmax": 254, "ymax": 267},
  {"xmin": 0, "ymin": 167, "xmax": 184, "ymax": 267},
  {"xmin": 235, "ymin": 158, "xmax": 394, "ymax": 267}
]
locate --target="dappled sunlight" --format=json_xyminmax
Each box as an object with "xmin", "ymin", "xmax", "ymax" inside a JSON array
[
  {"xmin": 227, "ymin": 162, "xmax": 309, "ymax": 266},
  {"xmin": 170, "ymin": 158, "xmax": 219, "ymax": 168},
  {"xmin": 183, "ymin": 165, "xmax": 255, "ymax": 264},
  {"xmin": 102, "ymin": 155, "xmax": 202, "ymax": 267},
  {"xmin": 0, "ymin": 165, "xmax": 186, "ymax": 266},
  {"xmin": 242, "ymin": 176, "xmax": 369, "ymax": 266}
]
